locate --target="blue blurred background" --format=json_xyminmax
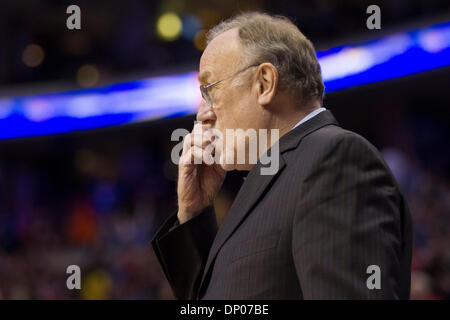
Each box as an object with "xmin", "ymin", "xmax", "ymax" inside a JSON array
[{"xmin": 0, "ymin": 0, "xmax": 449, "ymax": 299}]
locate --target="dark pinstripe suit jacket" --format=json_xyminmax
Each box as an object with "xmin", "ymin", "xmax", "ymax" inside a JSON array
[{"xmin": 152, "ymin": 110, "xmax": 412, "ymax": 299}]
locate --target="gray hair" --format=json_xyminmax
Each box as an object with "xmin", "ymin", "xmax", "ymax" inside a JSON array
[{"xmin": 207, "ymin": 12, "xmax": 325, "ymax": 105}]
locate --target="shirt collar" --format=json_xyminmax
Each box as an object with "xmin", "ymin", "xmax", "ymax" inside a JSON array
[{"xmin": 291, "ymin": 107, "xmax": 326, "ymax": 131}]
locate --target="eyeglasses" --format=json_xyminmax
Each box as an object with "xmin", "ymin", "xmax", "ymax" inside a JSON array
[{"xmin": 200, "ymin": 64, "xmax": 260, "ymax": 107}]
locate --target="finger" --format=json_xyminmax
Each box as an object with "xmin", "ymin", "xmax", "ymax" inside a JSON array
[
  {"xmin": 182, "ymin": 131, "xmax": 213, "ymax": 161},
  {"xmin": 181, "ymin": 145, "xmax": 214, "ymax": 165},
  {"xmin": 192, "ymin": 121, "xmax": 212, "ymax": 133},
  {"xmin": 191, "ymin": 126, "xmax": 214, "ymax": 148},
  {"xmin": 181, "ymin": 133, "xmax": 192, "ymax": 156}
]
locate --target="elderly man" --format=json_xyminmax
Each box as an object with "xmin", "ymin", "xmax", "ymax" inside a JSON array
[{"xmin": 152, "ymin": 12, "xmax": 412, "ymax": 299}]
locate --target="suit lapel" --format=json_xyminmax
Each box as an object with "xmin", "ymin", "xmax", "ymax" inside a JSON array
[{"xmin": 198, "ymin": 110, "xmax": 339, "ymax": 297}]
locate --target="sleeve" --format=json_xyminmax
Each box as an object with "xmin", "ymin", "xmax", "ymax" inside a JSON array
[
  {"xmin": 151, "ymin": 206, "xmax": 218, "ymax": 299},
  {"xmin": 292, "ymin": 133, "xmax": 406, "ymax": 299}
]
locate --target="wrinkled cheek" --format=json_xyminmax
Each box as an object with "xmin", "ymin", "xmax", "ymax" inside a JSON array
[
  {"xmin": 211, "ymin": 131, "xmax": 234, "ymax": 170},
  {"xmin": 224, "ymin": 134, "xmax": 238, "ymax": 166}
]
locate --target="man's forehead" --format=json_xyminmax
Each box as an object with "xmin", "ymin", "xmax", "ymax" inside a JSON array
[
  {"xmin": 198, "ymin": 28, "xmax": 241, "ymax": 84},
  {"xmin": 198, "ymin": 70, "xmax": 212, "ymax": 85}
]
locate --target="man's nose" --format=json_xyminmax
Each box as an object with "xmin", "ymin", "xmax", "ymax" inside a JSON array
[{"xmin": 196, "ymin": 103, "xmax": 217, "ymax": 124}]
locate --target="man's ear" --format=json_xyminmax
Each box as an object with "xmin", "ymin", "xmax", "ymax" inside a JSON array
[{"xmin": 255, "ymin": 63, "xmax": 278, "ymax": 106}]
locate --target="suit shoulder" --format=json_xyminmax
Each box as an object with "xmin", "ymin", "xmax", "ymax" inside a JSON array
[
  {"xmin": 303, "ymin": 125, "xmax": 380, "ymax": 156},
  {"xmin": 294, "ymin": 124, "xmax": 389, "ymax": 171},
  {"xmin": 292, "ymin": 125, "xmax": 401, "ymax": 193}
]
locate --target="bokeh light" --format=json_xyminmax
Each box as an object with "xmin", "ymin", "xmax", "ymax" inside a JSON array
[
  {"xmin": 22, "ymin": 44, "xmax": 45, "ymax": 67},
  {"xmin": 182, "ymin": 15, "xmax": 203, "ymax": 41},
  {"xmin": 156, "ymin": 12, "xmax": 182, "ymax": 41},
  {"xmin": 77, "ymin": 64, "xmax": 100, "ymax": 88}
]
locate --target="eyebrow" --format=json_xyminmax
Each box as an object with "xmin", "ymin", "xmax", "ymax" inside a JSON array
[{"xmin": 198, "ymin": 71, "xmax": 211, "ymax": 85}]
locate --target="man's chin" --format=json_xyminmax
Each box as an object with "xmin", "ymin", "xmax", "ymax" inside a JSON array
[
  {"xmin": 215, "ymin": 149, "xmax": 233, "ymax": 171},
  {"xmin": 217, "ymin": 157, "xmax": 235, "ymax": 171},
  {"xmin": 218, "ymin": 161, "xmax": 252, "ymax": 172},
  {"xmin": 215, "ymin": 148, "xmax": 253, "ymax": 171},
  {"xmin": 219, "ymin": 162, "xmax": 236, "ymax": 171}
]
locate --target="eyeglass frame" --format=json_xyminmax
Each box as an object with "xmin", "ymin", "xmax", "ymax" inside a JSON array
[{"xmin": 199, "ymin": 63, "xmax": 260, "ymax": 107}]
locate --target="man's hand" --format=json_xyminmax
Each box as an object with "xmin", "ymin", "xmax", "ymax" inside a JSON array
[{"xmin": 177, "ymin": 107, "xmax": 226, "ymax": 224}]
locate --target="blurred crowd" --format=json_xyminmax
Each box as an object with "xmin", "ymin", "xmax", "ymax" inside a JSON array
[
  {"xmin": 0, "ymin": 137, "xmax": 178, "ymax": 299},
  {"xmin": 382, "ymin": 148, "xmax": 450, "ymax": 299}
]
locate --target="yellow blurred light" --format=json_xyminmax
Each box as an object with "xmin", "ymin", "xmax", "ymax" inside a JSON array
[
  {"xmin": 194, "ymin": 29, "xmax": 207, "ymax": 51},
  {"xmin": 81, "ymin": 270, "xmax": 112, "ymax": 300},
  {"xmin": 77, "ymin": 64, "xmax": 99, "ymax": 88},
  {"xmin": 22, "ymin": 44, "xmax": 45, "ymax": 67},
  {"xmin": 156, "ymin": 12, "xmax": 182, "ymax": 41}
]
